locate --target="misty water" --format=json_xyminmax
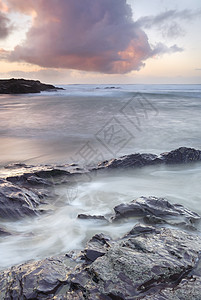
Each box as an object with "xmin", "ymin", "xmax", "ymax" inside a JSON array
[{"xmin": 0, "ymin": 84, "xmax": 201, "ymax": 269}]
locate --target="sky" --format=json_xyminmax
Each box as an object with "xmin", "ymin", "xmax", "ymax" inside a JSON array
[{"xmin": 0, "ymin": 0, "xmax": 201, "ymax": 84}]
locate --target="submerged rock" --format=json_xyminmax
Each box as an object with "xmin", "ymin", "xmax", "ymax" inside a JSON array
[
  {"xmin": 0, "ymin": 78, "xmax": 64, "ymax": 94},
  {"xmin": 1, "ymin": 225, "xmax": 201, "ymax": 299}
]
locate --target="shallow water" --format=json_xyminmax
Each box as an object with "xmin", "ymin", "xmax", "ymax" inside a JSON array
[{"xmin": 0, "ymin": 84, "xmax": 201, "ymax": 270}]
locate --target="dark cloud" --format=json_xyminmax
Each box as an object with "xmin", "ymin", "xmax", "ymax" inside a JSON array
[
  {"xmin": 3, "ymin": 0, "xmax": 182, "ymax": 73},
  {"xmin": 0, "ymin": 11, "xmax": 12, "ymax": 39}
]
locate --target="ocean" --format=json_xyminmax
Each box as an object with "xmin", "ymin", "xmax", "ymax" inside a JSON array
[{"xmin": 0, "ymin": 83, "xmax": 201, "ymax": 269}]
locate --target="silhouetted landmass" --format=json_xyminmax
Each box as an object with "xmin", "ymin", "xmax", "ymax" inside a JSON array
[{"xmin": 0, "ymin": 78, "xmax": 64, "ymax": 94}]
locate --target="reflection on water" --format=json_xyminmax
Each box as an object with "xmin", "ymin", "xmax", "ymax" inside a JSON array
[{"xmin": 0, "ymin": 163, "xmax": 201, "ymax": 270}]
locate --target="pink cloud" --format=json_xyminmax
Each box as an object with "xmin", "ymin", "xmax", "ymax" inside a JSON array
[{"xmin": 3, "ymin": 0, "xmax": 182, "ymax": 74}]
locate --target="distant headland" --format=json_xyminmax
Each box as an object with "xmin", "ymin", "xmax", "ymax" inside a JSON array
[{"xmin": 0, "ymin": 78, "xmax": 64, "ymax": 94}]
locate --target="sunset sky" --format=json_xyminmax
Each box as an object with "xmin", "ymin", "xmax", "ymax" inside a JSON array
[{"xmin": 0, "ymin": 0, "xmax": 201, "ymax": 84}]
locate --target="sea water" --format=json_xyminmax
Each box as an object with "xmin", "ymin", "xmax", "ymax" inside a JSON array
[{"xmin": 0, "ymin": 84, "xmax": 201, "ymax": 269}]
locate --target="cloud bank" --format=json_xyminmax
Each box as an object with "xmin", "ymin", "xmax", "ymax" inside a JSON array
[{"xmin": 1, "ymin": 0, "xmax": 183, "ymax": 74}]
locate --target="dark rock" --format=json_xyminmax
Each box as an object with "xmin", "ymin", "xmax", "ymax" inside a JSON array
[
  {"xmin": 34, "ymin": 168, "xmax": 71, "ymax": 179},
  {"xmin": 0, "ymin": 165, "xmax": 83, "ymax": 220},
  {"xmin": 1, "ymin": 147, "xmax": 201, "ymax": 299},
  {"xmin": 66, "ymin": 226, "xmax": 201, "ymax": 299},
  {"xmin": 98, "ymin": 153, "xmax": 161, "ymax": 169},
  {"xmin": 96, "ymin": 147, "xmax": 201, "ymax": 171},
  {"xmin": 0, "ymin": 178, "xmax": 44, "ymax": 219},
  {"xmin": 84, "ymin": 249, "xmax": 105, "ymax": 263},
  {"xmin": 112, "ymin": 196, "xmax": 200, "ymax": 228},
  {"xmin": 0, "ymin": 256, "xmax": 71, "ymax": 299},
  {"xmin": 26, "ymin": 175, "xmax": 52, "ymax": 186},
  {"xmin": 78, "ymin": 214, "xmax": 108, "ymax": 222},
  {"xmin": 124, "ymin": 223, "xmax": 160, "ymax": 238},
  {"xmin": 3, "ymin": 147, "xmax": 201, "ymax": 191},
  {"xmin": 4, "ymin": 163, "xmax": 28, "ymax": 169},
  {"xmin": 0, "ymin": 227, "xmax": 11, "ymax": 236},
  {"xmin": 161, "ymin": 147, "xmax": 201, "ymax": 164},
  {"xmin": 6, "ymin": 166, "xmax": 73, "ymax": 188},
  {"xmin": 0, "ymin": 78, "xmax": 64, "ymax": 94},
  {"xmin": 1, "ymin": 225, "xmax": 201, "ymax": 299},
  {"xmin": 104, "ymin": 86, "xmax": 120, "ymax": 89},
  {"xmin": 85, "ymin": 233, "xmax": 112, "ymax": 256}
]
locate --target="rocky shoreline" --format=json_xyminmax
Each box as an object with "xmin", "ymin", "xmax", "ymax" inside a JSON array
[
  {"xmin": 0, "ymin": 147, "xmax": 201, "ymax": 299},
  {"xmin": 0, "ymin": 78, "xmax": 64, "ymax": 94}
]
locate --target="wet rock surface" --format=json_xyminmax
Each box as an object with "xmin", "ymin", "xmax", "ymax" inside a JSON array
[
  {"xmin": 77, "ymin": 196, "xmax": 200, "ymax": 230},
  {"xmin": 0, "ymin": 78, "xmax": 64, "ymax": 94},
  {"xmin": 0, "ymin": 178, "xmax": 45, "ymax": 220},
  {"xmin": 1, "ymin": 147, "xmax": 201, "ymax": 299},
  {"xmin": 98, "ymin": 153, "xmax": 161, "ymax": 169},
  {"xmin": 78, "ymin": 214, "xmax": 108, "ymax": 222},
  {"xmin": 0, "ymin": 227, "xmax": 11, "ymax": 236},
  {"xmin": 97, "ymin": 147, "xmax": 201, "ymax": 170},
  {"xmin": 0, "ymin": 225, "xmax": 201, "ymax": 299},
  {"xmin": 112, "ymin": 196, "xmax": 201, "ymax": 229},
  {"xmin": 0, "ymin": 163, "xmax": 86, "ymax": 220},
  {"xmin": 0, "ymin": 256, "xmax": 72, "ymax": 299},
  {"xmin": 161, "ymin": 147, "xmax": 201, "ymax": 164},
  {"xmin": 0, "ymin": 147, "xmax": 201, "ymax": 221}
]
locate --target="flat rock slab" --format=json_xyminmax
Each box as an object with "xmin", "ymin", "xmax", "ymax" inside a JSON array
[{"xmin": 1, "ymin": 225, "xmax": 201, "ymax": 299}]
